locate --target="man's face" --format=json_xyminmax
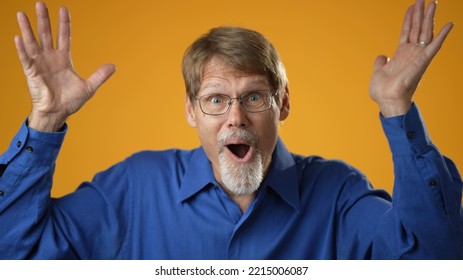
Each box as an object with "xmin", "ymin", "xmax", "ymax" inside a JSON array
[{"xmin": 185, "ymin": 58, "xmax": 290, "ymax": 195}]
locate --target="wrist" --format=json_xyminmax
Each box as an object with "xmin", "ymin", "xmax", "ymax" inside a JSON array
[
  {"xmin": 377, "ymin": 100, "xmax": 413, "ymax": 118},
  {"xmin": 28, "ymin": 111, "xmax": 67, "ymax": 132}
]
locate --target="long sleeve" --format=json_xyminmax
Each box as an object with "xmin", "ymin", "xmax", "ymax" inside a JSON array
[
  {"xmin": 1, "ymin": 105, "xmax": 461, "ymax": 260},
  {"xmin": 0, "ymin": 121, "xmax": 130, "ymax": 259},
  {"xmin": 372, "ymin": 104, "xmax": 463, "ymax": 259},
  {"xmin": 0, "ymin": 121, "xmax": 66, "ymax": 258}
]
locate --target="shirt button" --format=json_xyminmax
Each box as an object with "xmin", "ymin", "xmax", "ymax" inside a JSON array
[
  {"xmin": 429, "ymin": 179, "xmax": 438, "ymax": 187},
  {"xmin": 407, "ymin": 131, "xmax": 415, "ymax": 139},
  {"xmin": 26, "ymin": 146, "xmax": 34, "ymax": 153},
  {"xmin": 0, "ymin": 189, "xmax": 4, "ymax": 196},
  {"xmin": 16, "ymin": 141, "xmax": 22, "ymax": 148}
]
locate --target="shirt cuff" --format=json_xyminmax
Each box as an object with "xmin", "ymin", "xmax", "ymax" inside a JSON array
[
  {"xmin": 0, "ymin": 119, "xmax": 67, "ymax": 167},
  {"xmin": 380, "ymin": 104, "xmax": 434, "ymax": 156}
]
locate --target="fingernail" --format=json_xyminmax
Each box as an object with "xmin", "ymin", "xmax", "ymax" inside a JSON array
[{"xmin": 36, "ymin": 2, "xmax": 47, "ymax": 9}]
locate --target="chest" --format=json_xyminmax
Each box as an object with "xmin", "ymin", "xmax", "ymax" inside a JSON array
[{"xmin": 127, "ymin": 184, "xmax": 336, "ymax": 259}]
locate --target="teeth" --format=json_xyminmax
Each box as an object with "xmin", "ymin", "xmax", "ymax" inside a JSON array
[{"xmin": 227, "ymin": 144, "xmax": 250, "ymax": 158}]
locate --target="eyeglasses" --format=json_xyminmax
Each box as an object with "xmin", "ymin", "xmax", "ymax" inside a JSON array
[{"xmin": 194, "ymin": 90, "xmax": 278, "ymax": 116}]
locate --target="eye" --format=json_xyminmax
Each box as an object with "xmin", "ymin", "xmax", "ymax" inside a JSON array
[
  {"xmin": 211, "ymin": 96, "xmax": 223, "ymax": 104},
  {"xmin": 204, "ymin": 94, "xmax": 226, "ymax": 105},
  {"xmin": 245, "ymin": 91, "xmax": 264, "ymax": 103}
]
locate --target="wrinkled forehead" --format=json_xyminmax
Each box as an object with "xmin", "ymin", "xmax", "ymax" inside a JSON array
[{"xmin": 200, "ymin": 57, "xmax": 272, "ymax": 90}]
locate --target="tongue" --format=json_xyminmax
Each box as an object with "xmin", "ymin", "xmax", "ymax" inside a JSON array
[{"xmin": 227, "ymin": 144, "xmax": 250, "ymax": 158}]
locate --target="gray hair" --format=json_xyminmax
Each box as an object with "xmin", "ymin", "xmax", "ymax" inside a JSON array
[{"xmin": 182, "ymin": 26, "xmax": 288, "ymax": 106}]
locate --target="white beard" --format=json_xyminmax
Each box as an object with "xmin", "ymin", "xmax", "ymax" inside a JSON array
[{"xmin": 217, "ymin": 130, "xmax": 264, "ymax": 195}]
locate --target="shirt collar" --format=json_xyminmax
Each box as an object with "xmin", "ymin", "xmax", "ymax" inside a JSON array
[
  {"xmin": 261, "ymin": 138, "xmax": 301, "ymax": 213},
  {"xmin": 177, "ymin": 146, "xmax": 216, "ymax": 203},
  {"xmin": 178, "ymin": 138, "xmax": 301, "ymax": 213}
]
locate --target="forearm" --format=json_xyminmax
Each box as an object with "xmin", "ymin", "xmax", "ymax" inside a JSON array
[
  {"xmin": 376, "ymin": 104, "xmax": 463, "ymax": 259},
  {"xmin": 0, "ymin": 120, "xmax": 66, "ymax": 259}
]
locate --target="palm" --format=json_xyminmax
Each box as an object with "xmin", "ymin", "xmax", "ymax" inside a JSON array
[
  {"xmin": 15, "ymin": 3, "xmax": 115, "ymax": 131},
  {"xmin": 369, "ymin": 0, "xmax": 453, "ymax": 117},
  {"xmin": 23, "ymin": 49, "xmax": 89, "ymax": 117},
  {"xmin": 370, "ymin": 42, "xmax": 430, "ymax": 104}
]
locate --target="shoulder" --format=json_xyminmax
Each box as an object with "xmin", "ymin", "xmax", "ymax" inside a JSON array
[
  {"xmin": 291, "ymin": 154, "xmax": 392, "ymax": 215},
  {"xmin": 91, "ymin": 148, "xmax": 199, "ymax": 181},
  {"xmin": 126, "ymin": 148, "xmax": 196, "ymax": 164},
  {"xmin": 123, "ymin": 148, "xmax": 198, "ymax": 174},
  {"xmin": 292, "ymin": 154, "xmax": 374, "ymax": 198},
  {"xmin": 295, "ymin": 154, "xmax": 364, "ymax": 180}
]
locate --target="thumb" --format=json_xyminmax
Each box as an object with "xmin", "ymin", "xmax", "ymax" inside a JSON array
[
  {"xmin": 85, "ymin": 63, "xmax": 117, "ymax": 93},
  {"xmin": 373, "ymin": 55, "xmax": 389, "ymax": 72}
]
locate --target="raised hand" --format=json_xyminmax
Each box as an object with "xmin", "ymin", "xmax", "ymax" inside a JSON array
[
  {"xmin": 15, "ymin": 2, "xmax": 116, "ymax": 132},
  {"xmin": 369, "ymin": 0, "xmax": 453, "ymax": 117}
]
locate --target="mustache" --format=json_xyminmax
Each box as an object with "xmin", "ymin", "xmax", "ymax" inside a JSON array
[{"xmin": 217, "ymin": 130, "xmax": 258, "ymax": 149}]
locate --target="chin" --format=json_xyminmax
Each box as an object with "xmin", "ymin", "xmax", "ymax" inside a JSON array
[{"xmin": 219, "ymin": 149, "xmax": 264, "ymax": 196}]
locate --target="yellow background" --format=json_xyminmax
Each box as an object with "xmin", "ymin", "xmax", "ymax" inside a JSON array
[{"xmin": 0, "ymin": 0, "xmax": 461, "ymax": 198}]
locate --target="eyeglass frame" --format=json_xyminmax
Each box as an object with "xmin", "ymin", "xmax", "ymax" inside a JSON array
[{"xmin": 193, "ymin": 90, "xmax": 279, "ymax": 116}]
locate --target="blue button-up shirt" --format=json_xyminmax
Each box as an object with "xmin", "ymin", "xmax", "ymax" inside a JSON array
[{"xmin": 0, "ymin": 104, "xmax": 462, "ymax": 259}]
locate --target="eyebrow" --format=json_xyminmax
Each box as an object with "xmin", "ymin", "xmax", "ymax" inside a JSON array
[{"xmin": 200, "ymin": 77, "xmax": 270, "ymax": 92}]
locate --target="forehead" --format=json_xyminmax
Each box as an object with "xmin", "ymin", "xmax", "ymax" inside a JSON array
[{"xmin": 200, "ymin": 58, "xmax": 271, "ymax": 90}]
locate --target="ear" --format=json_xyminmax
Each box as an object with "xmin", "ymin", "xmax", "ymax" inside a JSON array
[
  {"xmin": 185, "ymin": 95, "xmax": 197, "ymax": 127},
  {"xmin": 279, "ymin": 86, "xmax": 290, "ymax": 121}
]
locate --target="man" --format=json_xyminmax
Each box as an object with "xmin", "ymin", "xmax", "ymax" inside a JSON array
[{"xmin": 0, "ymin": 0, "xmax": 461, "ymax": 259}]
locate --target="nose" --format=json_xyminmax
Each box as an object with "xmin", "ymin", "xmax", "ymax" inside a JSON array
[{"xmin": 226, "ymin": 98, "xmax": 248, "ymax": 128}]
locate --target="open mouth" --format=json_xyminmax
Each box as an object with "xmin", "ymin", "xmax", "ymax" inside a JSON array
[{"xmin": 226, "ymin": 144, "xmax": 251, "ymax": 159}]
